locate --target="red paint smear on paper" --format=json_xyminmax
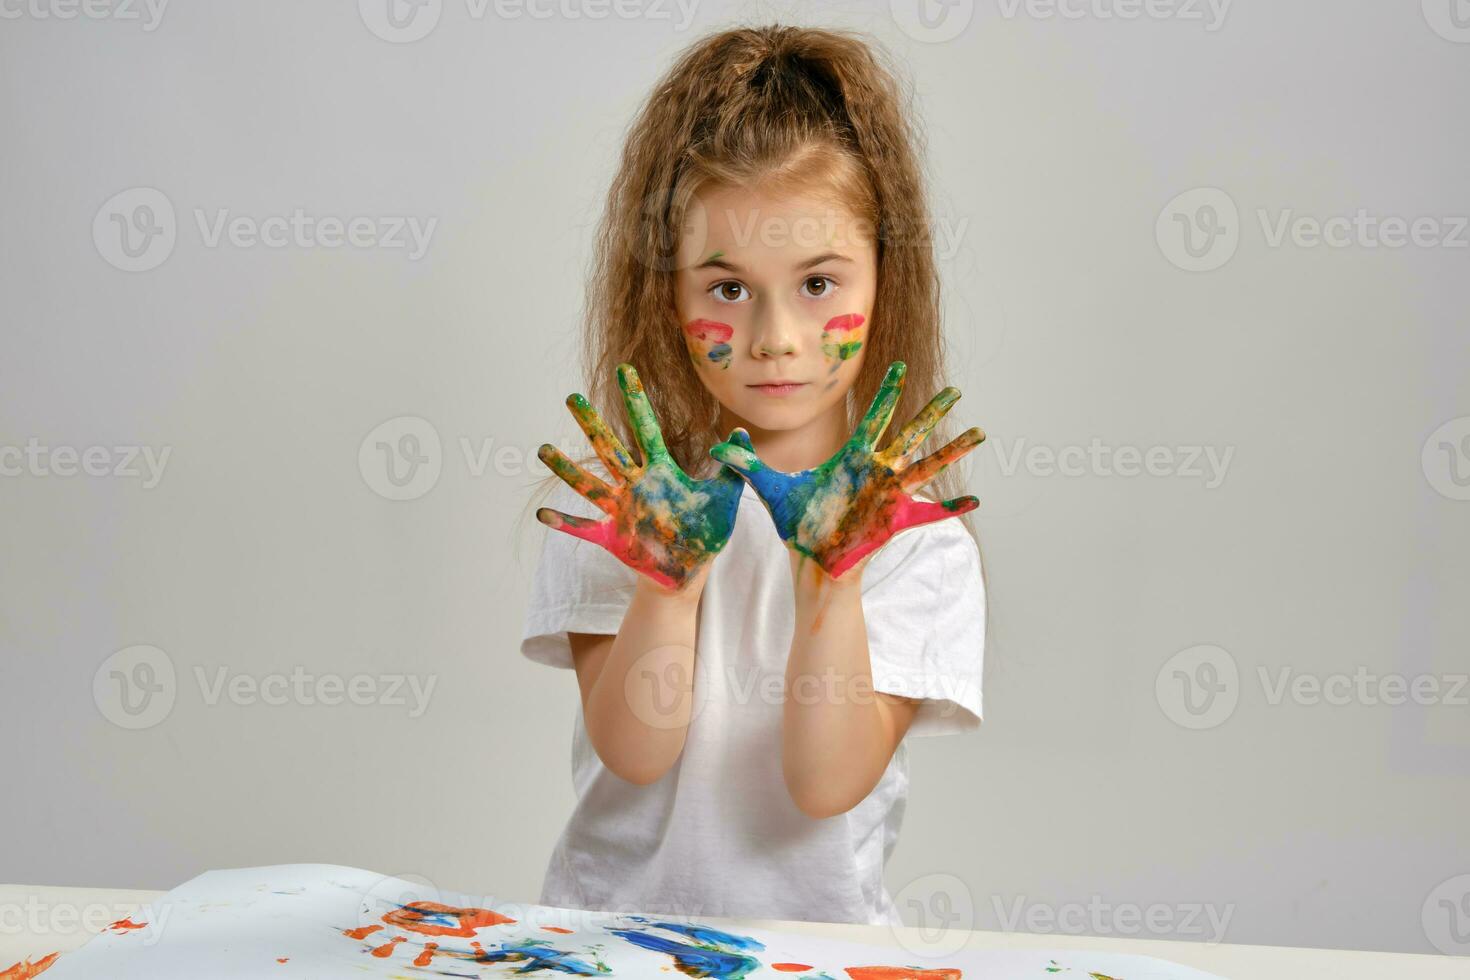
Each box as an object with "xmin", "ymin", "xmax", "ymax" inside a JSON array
[
  {"xmin": 342, "ymin": 924, "xmax": 382, "ymax": 940},
  {"xmin": 541, "ymin": 926, "xmax": 574, "ymax": 934},
  {"xmin": 683, "ymin": 318, "xmax": 734, "ymax": 343},
  {"xmin": 0, "ymin": 953, "xmax": 60, "ymax": 979},
  {"xmin": 276, "ymin": 958, "xmax": 289, "ymax": 964},
  {"xmin": 823, "ymin": 313, "xmax": 865, "ymax": 334},
  {"xmin": 106, "ymin": 919, "xmax": 146, "ymax": 933},
  {"xmin": 772, "ymin": 963, "xmax": 814, "ymax": 972},
  {"xmin": 382, "ymin": 901, "xmax": 516, "ymax": 938},
  {"xmin": 844, "ymin": 967, "xmax": 962, "ymax": 979}
]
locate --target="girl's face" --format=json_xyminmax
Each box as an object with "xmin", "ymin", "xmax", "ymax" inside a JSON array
[{"xmin": 673, "ymin": 183, "xmax": 878, "ymax": 446}]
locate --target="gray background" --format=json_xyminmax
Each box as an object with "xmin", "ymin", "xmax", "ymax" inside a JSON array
[{"xmin": 2, "ymin": 0, "xmax": 1467, "ymax": 958}]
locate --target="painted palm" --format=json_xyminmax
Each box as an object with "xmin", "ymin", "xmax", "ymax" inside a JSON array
[
  {"xmin": 710, "ymin": 361, "xmax": 985, "ymax": 579},
  {"xmin": 536, "ymin": 363, "xmax": 745, "ymax": 591}
]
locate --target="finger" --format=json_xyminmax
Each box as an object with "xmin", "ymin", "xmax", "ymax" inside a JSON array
[
  {"xmin": 880, "ymin": 386, "xmax": 960, "ymax": 466},
  {"xmin": 536, "ymin": 507, "xmax": 612, "ymax": 547},
  {"xmin": 852, "ymin": 361, "xmax": 906, "ymax": 450},
  {"xmin": 709, "ymin": 432, "xmax": 761, "ymax": 475},
  {"xmin": 900, "ymin": 426, "xmax": 986, "ymax": 491},
  {"xmin": 566, "ymin": 393, "xmax": 638, "ymax": 481},
  {"xmin": 892, "ymin": 494, "xmax": 980, "ymax": 534},
  {"xmin": 537, "ymin": 444, "xmax": 618, "ymax": 514},
  {"xmin": 616, "ymin": 362, "xmax": 669, "ymax": 462},
  {"xmin": 710, "ymin": 432, "xmax": 798, "ymax": 504}
]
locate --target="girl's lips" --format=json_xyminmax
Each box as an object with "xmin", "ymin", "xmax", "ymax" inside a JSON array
[{"xmin": 748, "ymin": 382, "xmax": 808, "ymax": 397}]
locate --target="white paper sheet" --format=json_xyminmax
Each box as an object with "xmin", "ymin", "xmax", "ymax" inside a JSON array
[{"xmin": 41, "ymin": 864, "xmax": 1229, "ymax": 979}]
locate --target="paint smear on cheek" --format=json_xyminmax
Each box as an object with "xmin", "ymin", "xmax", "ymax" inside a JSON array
[
  {"xmin": 821, "ymin": 313, "xmax": 866, "ymax": 388},
  {"xmin": 682, "ymin": 318, "xmax": 734, "ymax": 369}
]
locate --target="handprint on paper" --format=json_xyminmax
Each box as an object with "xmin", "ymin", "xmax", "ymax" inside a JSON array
[
  {"xmin": 710, "ymin": 361, "xmax": 984, "ymax": 579},
  {"xmin": 536, "ymin": 363, "xmax": 745, "ymax": 591}
]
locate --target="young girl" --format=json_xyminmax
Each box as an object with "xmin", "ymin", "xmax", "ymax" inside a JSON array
[{"xmin": 519, "ymin": 24, "xmax": 987, "ymax": 927}]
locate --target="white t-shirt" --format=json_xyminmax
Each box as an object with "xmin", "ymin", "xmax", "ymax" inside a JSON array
[{"xmin": 519, "ymin": 470, "xmax": 986, "ymax": 926}]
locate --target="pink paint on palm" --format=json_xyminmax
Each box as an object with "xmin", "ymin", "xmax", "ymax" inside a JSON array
[
  {"xmin": 540, "ymin": 511, "xmax": 681, "ymax": 590},
  {"xmin": 683, "ymin": 319, "xmax": 734, "ymax": 342},
  {"xmin": 825, "ymin": 493, "xmax": 979, "ymax": 579},
  {"xmin": 823, "ymin": 313, "xmax": 865, "ymax": 334}
]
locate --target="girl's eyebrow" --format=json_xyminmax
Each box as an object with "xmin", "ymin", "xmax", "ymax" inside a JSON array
[{"xmin": 694, "ymin": 251, "xmax": 854, "ymax": 273}]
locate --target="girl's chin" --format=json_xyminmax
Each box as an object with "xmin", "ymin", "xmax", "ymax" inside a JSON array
[{"xmin": 729, "ymin": 399, "xmax": 826, "ymax": 434}]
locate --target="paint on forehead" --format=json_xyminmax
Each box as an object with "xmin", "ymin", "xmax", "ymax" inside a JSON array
[
  {"xmin": 705, "ymin": 250, "xmax": 724, "ymax": 262},
  {"xmin": 683, "ymin": 317, "xmax": 734, "ymax": 369}
]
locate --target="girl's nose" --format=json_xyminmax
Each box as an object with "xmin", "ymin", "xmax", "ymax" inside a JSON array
[{"xmin": 749, "ymin": 304, "xmax": 801, "ymax": 359}]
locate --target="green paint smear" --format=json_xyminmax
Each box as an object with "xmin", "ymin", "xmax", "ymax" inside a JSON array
[{"xmin": 821, "ymin": 340, "xmax": 863, "ymax": 361}]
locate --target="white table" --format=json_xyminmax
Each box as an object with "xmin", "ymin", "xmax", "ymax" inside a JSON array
[{"xmin": 1, "ymin": 883, "xmax": 1464, "ymax": 979}]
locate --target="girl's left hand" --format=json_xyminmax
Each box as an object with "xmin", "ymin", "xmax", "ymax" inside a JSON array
[{"xmin": 709, "ymin": 361, "xmax": 985, "ymax": 580}]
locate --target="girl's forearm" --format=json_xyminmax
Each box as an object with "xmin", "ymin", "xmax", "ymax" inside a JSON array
[
  {"xmin": 782, "ymin": 557, "xmax": 898, "ymax": 818},
  {"xmin": 583, "ymin": 577, "xmax": 704, "ymax": 785}
]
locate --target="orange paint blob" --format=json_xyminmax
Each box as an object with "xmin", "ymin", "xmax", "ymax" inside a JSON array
[
  {"xmin": 342, "ymin": 924, "xmax": 382, "ymax": 940},
  {"xmin": 369, "ymin": 936, "xmax": 406, "ymax": 958},
  {"xmin": 413, "ymin": 942, "xmax": 440, "ymax": 967},
  {"xmin": 275, "ymin": 958, "xmax": 289, "ymax": 964},
  {"xmin": 0, "ymin": 952, "xmax": 60, "ymax": 979},
  {"xmin": 772, "ymin": 963, "xmax": 815, "ymax": 972},
  {"xmin": 106, "ymin": 919, "xmax": 146, "ymax": 933},
  {"xmin": 541, "ymin": 926, "xmax": 574, "ymax": 934},
  {"xmin": 845, "ymin": 968, "xmax": 963, "ymax": 980},
  {"xmin": 382, "ymin": 901, "xmax": 515, "ymax": 938}
]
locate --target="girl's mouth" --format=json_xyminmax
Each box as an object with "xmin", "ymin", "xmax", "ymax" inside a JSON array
[{"xmin": 748, "ymin": 382, "xmax": 808, "ymax": 397}]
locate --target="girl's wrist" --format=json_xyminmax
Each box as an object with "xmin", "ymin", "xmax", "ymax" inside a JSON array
[
  {"xmin": 788, "ymin": 549, "xmax": 865, "ymax": 598},
  {"xmin": 635, "ymin": 567, "xmax": 708, "ymax": 607}
]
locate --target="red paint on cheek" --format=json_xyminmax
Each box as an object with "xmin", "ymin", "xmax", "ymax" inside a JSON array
[
  {"xmin": 823, "ymin": 313, "xmax": 865, "ymax": 334},
  {"xmin": 683, "ymin": 318, "xmax": 734, "ymax": 343}
]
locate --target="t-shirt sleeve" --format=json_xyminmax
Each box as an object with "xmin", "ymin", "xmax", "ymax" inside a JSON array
[
  {"xmin": 861, "ymin": 516, "xmax": 986, "ymax": 737},
  {"xmin": 519, "ymin": 475, "xmax": 638, "ymax": 670}
]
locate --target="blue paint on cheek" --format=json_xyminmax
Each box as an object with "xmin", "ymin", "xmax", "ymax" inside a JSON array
[{"xmin": 708, "ymin": 343, "xmax": 732, "ymax": 365}]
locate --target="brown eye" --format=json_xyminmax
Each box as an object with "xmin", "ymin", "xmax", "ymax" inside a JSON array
[
  {"xmin": 710, "ymin": 281, "xmax": 748, "ymax": 303},
  {"xmin": 802, "ymin": 275, "xmax": 835, "ymax": 298}
]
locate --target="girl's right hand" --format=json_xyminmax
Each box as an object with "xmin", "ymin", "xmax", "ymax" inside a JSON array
[{"xmin": 536, "ymin": 362, "xmax": 745, "ymax": 593}]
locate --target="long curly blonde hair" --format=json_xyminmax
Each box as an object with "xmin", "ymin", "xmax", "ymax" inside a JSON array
[{"xmin": 533, "ymin": 23, "xmax": 978, "ymax": 544}]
